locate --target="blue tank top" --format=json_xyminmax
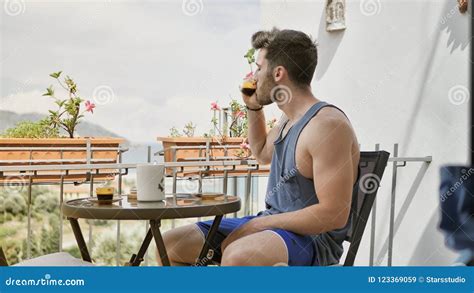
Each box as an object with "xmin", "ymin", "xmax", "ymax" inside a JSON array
[{"xmin": 258, "ymin": 101, "xmax": 354, "ymax": 266}]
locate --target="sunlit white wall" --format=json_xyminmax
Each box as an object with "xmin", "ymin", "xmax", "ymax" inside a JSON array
[{"xmin": 257, "ymin": 0, "xmax": 470, "ymax": 265}]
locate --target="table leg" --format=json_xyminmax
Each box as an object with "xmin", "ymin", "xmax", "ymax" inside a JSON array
[
  {"xmin": 68, "ymin": 218, "xmax": 92, "ymax": 263},
  {"xmin": 150, "ymin": 220, "xmax": 170, "ymax": 266},
  {"xmin": 195, "ymin": 215, "xmax": 223, "ymax": 266},
  {"xmin": 126, "ymin": 228, "xmax": 153, "ymax": 266}
]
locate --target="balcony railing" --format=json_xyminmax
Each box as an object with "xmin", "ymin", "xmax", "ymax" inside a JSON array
[{"xmin": 0, "ymin": 143, "xmax": 432, "ymax": 266}]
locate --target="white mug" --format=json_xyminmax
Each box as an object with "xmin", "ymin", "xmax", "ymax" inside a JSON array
[{"xmin": 136, "ymin": 163, "xmax": 165, "ymax": 201}]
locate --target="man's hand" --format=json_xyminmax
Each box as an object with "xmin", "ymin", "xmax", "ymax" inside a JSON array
[
  {"xmin": 242, "ymin": 91, "xmax": 261, "ymax": 110},
  {"xmin": 221, "ymin": 217, "xmax": 267, "ymax": 253}
]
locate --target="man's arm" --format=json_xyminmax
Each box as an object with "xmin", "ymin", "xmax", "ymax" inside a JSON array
[
  {"xmin": 243, "ymin": 92, "xmax": 286, "ymax": 165},
  {"xmin": 247, "ymin": 110, "xmax": 286, "ymax": 165}
]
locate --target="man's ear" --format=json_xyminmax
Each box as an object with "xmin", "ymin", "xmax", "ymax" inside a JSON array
[{"xmin": 273, "ymin": 66, "xmax": 286, "ymax": 82}]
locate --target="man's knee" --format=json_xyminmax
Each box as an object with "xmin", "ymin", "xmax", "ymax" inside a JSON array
[
  {"xmin": 220, "ymin": 231, "xmax": 288, "ymax": 266},
  {"xmin": 221, "ymin": 243, "xmax": 256, "ymax": 266},
  {"xmin": 158, "ymin": 224, "xmax": 204, "ymax": 265},
  {"xmin": 161, "ymin": 230, "xmax": 183, "ymax": 262}
]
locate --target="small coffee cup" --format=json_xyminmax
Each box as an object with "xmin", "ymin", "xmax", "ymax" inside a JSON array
[{"xmin": 96, "ymin": 187, "xmax": 114, "ymax": 201}]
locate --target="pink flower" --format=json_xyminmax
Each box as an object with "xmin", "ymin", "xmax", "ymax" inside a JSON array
[
  {"xmin": 85, "ymin": 100, "xmax": 95, "ymax": 113},
  {"xmin": 244, "ymin": 71, "xmax": 254, "ymax": 80},
  {"xmin": 235, "ymin": 111, "xmax": 246, "ymax": 118},
  {"xmin": 240, "ymin": 141, "xmax": 250, "ymax": 150},
  {"xmin": 210, "ymin": 101, "xmax": 220, "ymax": 111}
]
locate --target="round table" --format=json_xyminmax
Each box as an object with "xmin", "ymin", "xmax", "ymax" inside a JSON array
[{"xmin": 62, "ymin": 194, "xmax": 241, "ymax": 266}]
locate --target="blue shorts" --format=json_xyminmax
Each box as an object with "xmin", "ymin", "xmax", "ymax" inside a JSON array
[{"xmin": 195, "ymin": 215, "xmax": 318, "ymax": 266}]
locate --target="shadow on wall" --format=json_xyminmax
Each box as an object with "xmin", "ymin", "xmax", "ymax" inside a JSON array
[
  {"xmin": 400, "ymin": 0, "xmax": 470, "ymax": 156},
  {"xmin": 408, "ymin": 209, "xmax": 458, "ymax": 265},
  {"xmin": 314, "ymin": 6, "xmax": 345, "ymax": 81},
  {"xmin": 440, "ymin": 1, "xmax": 471, "ymax": 53}
]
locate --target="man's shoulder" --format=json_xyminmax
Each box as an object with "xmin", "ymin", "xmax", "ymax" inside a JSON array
[
  {"xmin": 305, "ymin": 105, "xmax": 352, "ymax": 137},
  {"xmin": 298, "ymin": 105, "xmax": 356, "ymax": 157}
]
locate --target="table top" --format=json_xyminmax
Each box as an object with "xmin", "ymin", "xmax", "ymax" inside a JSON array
[{"xmin": 62, "ymin": 194, "xmax": 241, "ymax": 220}]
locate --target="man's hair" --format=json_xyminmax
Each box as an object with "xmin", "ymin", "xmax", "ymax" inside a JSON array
[{"xmin": 251, "ymin": 28, "xmax": 317, "ymax": 87}]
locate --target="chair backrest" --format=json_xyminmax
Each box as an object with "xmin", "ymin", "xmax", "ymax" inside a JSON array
[
  {"xmin": 0, "ymin": 246, "xmax": 9, "ymax": 266},
  {"xmin": 343, "ymin": 151, "xmax": 390, "ymax": 266}
]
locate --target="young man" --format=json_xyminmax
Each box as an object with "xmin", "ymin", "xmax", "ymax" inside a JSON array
[{"xmin": 159, "ymin": 28, "xmax": 360, "ymax": 266}]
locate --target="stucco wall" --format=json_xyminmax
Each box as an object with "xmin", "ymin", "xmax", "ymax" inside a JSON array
[{"xmin": 256, "ymin": 0, "xmax": 470, "ymax": 265}]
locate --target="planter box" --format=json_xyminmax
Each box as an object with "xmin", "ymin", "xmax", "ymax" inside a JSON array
[
  {"xmin": 0, "ymin": 137, "xmax": 124, "ymax": 185},
  {"xmin": 157, "ymin": 136, "xmax": 269, "ymax": 177}
]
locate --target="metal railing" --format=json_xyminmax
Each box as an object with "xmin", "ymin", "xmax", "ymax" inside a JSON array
[
  {"xmin": 0, "ymin": 143, "xmax": 432, "ymax": 266},
  {"xmin": 0, "ymin": 148, "xmax": 265, "ymax": 265}
]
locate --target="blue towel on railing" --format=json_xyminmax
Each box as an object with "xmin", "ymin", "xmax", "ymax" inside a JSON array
[{"xmin": 439, "ymin": 166, "xmax": 474, "ymax": 253}]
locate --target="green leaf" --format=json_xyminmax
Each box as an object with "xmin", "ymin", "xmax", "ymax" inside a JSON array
[
  {"xmin": 42, "ymin": 85, "xmax": 54, "ymax": 97},
  {"xmin": 244, "ymin": 48, "xmax": 256, "ymax": 64},
  {"xmin": 64, "ymin": 76, "xmax": 77, "ymax": 94},
  {"xmin": 54, "ymin": 100, "xmax": 66, "ymax": 107},
  {"xmin": 49, "ymin": 71, "xmax": 62, "ymax": 79}
]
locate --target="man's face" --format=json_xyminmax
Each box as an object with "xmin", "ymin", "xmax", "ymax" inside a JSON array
[{"xmin": 255, "ymin": 49, "xmax": 277, "ymax": 106}]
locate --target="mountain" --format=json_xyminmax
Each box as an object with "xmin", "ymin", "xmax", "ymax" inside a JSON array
[{"xmin": 0, "ymin": 110, "xmax": 130, "ymax": 145}]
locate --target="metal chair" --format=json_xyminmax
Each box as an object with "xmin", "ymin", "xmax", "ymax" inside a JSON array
[{"xmin": 342, "ymin": 151, "xmax": 390, "ymax": 266}]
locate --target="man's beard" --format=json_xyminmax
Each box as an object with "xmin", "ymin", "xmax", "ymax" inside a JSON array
[{"xmin": 255, "ymin": 77, "xmax": 276, "ymax": 106}]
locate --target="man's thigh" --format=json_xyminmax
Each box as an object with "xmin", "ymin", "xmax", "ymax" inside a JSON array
[
  {"xmin": 221, "ymin": 230, "xmax": 289, "ymax": 266},
  {"xmin": 195, "ymin": 216, "xmax": 256, "ymax": 263}
]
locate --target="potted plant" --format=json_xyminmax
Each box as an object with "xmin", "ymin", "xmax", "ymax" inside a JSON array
[
  {"xmin": 158, "ymin": 100, "xmax": 251, "ymax": 164},
  {"xmin": 0, "ymin": 71, "xmax": 124, "ymax": 184}
]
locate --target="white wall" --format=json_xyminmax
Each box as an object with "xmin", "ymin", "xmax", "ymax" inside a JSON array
[{"xmin": 257, "ymin": 0, "xmax": 470, "ymax": 265}]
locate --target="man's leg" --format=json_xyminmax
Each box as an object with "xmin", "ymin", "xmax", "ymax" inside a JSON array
[
  {"xmin": 221, "ymin": 230, "xmax": 289, "ymax": 266},
  {"xmin": 158, "ymin": 216, "xmax": 257, "ymax": 266},
  {"xmin": 157, "ymin": 224, "xmax": 204, "ymax": 266}
]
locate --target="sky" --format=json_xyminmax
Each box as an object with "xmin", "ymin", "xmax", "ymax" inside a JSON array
[{"xmin": 0, "ymin": 0, "xmax": 282, "ymax": 143}]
